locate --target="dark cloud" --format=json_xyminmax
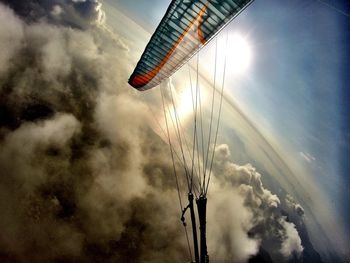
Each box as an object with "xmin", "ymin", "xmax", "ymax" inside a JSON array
[
  {"xmin": 0, "ymin": 0, "xmax": 105, "ymax": 29},
  {"xmin": 0, "ymin": 2, "xmax": 188, "ymax": 262}
]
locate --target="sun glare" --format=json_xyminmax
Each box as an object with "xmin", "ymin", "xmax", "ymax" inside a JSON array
[
  {"xmin": 177, "ymin": 87, "xmax": 194, "ymax": 119},
  {"xmin": 165, "ymin": 83, "xmax": 208, "ymax": 131},
  {"xmin": 226, "ymin": 34, "xmax": 252, "ymax": 74}
]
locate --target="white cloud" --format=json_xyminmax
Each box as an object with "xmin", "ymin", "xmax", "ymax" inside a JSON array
[
  {"xmin": 51, "ymin": 5, "xmax": 63, "ymax": 17},
  {"xmin": 210, "ymin": 144, "xmax": 304, "ymax": 261},
  {"xmin": 299, "ymin": 151, "xmax": 316, "ymax": 163},
  {"xmin": 280, "ymin": 219, "xmax": 303, "ymax": 258}
]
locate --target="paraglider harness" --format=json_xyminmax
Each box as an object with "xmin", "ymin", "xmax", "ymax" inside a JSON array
[{"xmin": 181, "ymin": 193, "xmax": 209, "ymax": 263}]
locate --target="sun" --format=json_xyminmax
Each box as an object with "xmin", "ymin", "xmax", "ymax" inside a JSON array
[
  {"xmin": 226, "ymin": 34, "xmax": 252, "ymax": 74},
  {"xmin": 172, "ymin": 84, "xmax": 207, "ymax": 124}
]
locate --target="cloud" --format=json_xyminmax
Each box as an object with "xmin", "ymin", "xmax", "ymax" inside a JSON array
[
  {"xmin": 0, "ymin": 2, "xmax": 195, "ymax": 262},
  {"xmin": 210, "ymin": 144, "xmax": 304, "ymax": 262},
  {"xmin": 299, "ymin": 151, "xmax": 316, "ymax": 163},
  {"xmin": 280, "ymin": 219, "xmax": 303, "ymax": 258},
  {"xmin": 1, "ymin": 0, "xmax": 105, "ymax": 29},
  {"xmin": 208, "ymin": 181, "xmax": 260, "ymax": 263},
  {"xmin": 0, "ymin": 4, "xmax": 24, "ymax": 74}
]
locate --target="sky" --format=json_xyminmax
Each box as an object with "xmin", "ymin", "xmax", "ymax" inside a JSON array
[{"xmin": 0, "ymin": 0, "xmax": 349, "ymax": 262}]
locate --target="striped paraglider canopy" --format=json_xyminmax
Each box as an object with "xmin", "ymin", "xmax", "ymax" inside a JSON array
[{"xmin": 128, "ymin": 0, "xmax": 253, "ymax": 91}]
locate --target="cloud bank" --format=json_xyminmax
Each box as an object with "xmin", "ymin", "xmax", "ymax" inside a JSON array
[
  {"xmin": 0, "ymin": 2, "xmax": 304, "ymax": 262},
  {"xmin": 209, "ymin": 144, "xmax": 303, "ymax": 262}
]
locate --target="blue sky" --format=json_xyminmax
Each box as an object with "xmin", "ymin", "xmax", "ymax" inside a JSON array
[{"xmin": 232, "ymin": 0, "xmax": 350, "ymax": 229}]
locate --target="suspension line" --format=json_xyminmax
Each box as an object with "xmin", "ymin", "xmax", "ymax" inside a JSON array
[
  {"xmin": 206, "ymin": 31, "xmax": 229, "ymax": 195},
  {"xmin": 159, "ymin": 83, "xmax": 193, "ymax": 261}
]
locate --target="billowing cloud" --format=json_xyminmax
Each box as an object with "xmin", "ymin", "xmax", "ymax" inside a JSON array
[
  {"xmin": 208, "ymin": 182, "xmax": 260, "ymax": 263},
  {"xmin": 209, "ymin": 144, "xmax": 304, "ymax": 262},
  {"xmin": 0, "ymin": 2, "xmax": 306, "ymax": 262},
  {"xmin": 0, "ymin": 2, "xmax": 187, "ymax": 262},
  {"xmin": 280, "ymin": 219, "xmax": 303, "ymax": 258}
]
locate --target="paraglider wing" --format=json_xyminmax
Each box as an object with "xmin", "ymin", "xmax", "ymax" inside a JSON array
[{"xmin": 128, "ymin": 0, "xmax": 253, "ymax": 91}]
